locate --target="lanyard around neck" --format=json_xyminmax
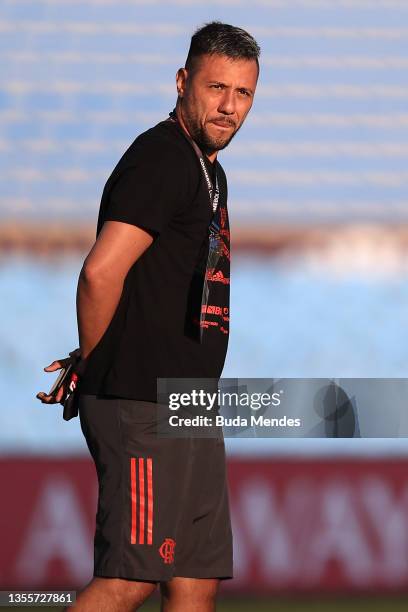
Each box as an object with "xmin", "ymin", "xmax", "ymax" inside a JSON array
[{"xmin": 167, "ymin": 109, "xmax": 219, "ymax": 213}]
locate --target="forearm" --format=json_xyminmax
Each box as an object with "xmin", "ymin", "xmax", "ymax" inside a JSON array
[{"xmin": 76, "ymin": 267, "xmax": 124, "ymax": 360}]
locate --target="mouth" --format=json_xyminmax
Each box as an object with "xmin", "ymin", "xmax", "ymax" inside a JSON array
[{"xmin": 210, "ymin": 120, "xmax": 235, "ymax": 130}]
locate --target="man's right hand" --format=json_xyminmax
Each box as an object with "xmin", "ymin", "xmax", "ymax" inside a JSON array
[{"xmin": 36, "ymin": 357, "xmax": 72, "ymax": 404}]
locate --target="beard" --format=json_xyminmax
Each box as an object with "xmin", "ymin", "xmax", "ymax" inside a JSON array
[{"xmin": 182, "ymin": 105, "xmax": 239, "ymax": 155}]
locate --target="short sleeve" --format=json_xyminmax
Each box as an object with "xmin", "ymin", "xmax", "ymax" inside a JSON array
[{"xmin": 103, "ymin": 147, "xmax": 188, "ymax": 236}]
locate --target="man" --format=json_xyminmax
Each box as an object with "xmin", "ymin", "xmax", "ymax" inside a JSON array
[{"xmin": 37, "ymin": 21, "xmax": 260, "ymax": 612}]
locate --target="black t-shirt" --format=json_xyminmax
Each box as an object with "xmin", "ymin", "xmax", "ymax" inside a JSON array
[{"xmin": 79, "ymin": 116, "xmax": 230, "ymax": 401}]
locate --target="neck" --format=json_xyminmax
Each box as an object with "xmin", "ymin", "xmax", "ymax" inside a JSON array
[{"xmin": 174, "ymin": 101, "xmax": 217, "ymax": 164}]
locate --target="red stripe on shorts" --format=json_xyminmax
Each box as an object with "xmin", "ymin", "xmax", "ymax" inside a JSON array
[
  {"xmin": 130, "ymin": 457, "xmax": 153, "ymax": 545},
  {"xmin": 130, "ymin": 458, "xmax": 137, "ymax": 544},
  {"xmin": 138, "ymin": 458, "xmax": 145, "ymax": 544},
  {"xmin": 147, "ymin": 458, "xmax": 153, "ymax": 545}
]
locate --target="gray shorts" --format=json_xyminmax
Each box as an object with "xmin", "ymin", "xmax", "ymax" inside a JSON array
[{"xmin": 78, "ymin": 394, "xmax": 233, "ymax": 583}]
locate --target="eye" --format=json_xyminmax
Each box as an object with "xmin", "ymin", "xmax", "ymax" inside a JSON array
[
  {"xmin": 210, "ymin": 84, "xmax": 224, "ymax": 90},
  {"xmin": 239, "ymin": 89, "xmax": 251, "ymax": 97}
]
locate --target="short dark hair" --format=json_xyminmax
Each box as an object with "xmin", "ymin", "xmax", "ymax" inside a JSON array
[{"xmin": 185, "ymin": 21, "xmax": 261, "ymax": 74}]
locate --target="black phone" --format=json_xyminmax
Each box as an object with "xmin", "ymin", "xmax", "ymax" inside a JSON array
[{"xmin": 48, "ymin": 363, "xmax": 74, "ymax": 396}]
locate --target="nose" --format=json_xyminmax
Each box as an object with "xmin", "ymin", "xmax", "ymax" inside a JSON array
[{"xmin": 218, "ymin": 89, "xmax": 236, "ymax": 115}]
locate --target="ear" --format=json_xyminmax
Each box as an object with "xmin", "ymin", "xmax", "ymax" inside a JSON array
[{"xmin": 176, "ymin": 67, "xmax": 188, "ymax": 98}]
